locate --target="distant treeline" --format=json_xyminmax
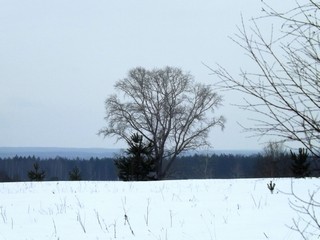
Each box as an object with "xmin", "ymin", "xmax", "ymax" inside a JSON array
[
  {"xmin": 0, "ymin": 156, "xmax": 117, "ymax": 182},
  {"xmin": 169, "ymin": 153, "xmax": 319, "ymax": 179},
  {"xmin": 0, "ymin": 153, "xmax": 318, "ymax": 182}
]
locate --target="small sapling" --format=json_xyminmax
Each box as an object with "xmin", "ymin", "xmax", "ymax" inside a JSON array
[{"xmin": 267, "ymin": 181, "xmax": 276, "ymax": 194}]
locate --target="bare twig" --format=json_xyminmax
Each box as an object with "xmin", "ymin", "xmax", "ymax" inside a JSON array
[
  {"xmin": 289, "ymin": 181, "xmax": 320, "ymax": 239},
  {"xmin": 77, "ymin": 211, "xmax": 86, "ymax": 233},
  {"xmin": 144, "ymin": 198, "xmax": 151, "ymax": 226}
]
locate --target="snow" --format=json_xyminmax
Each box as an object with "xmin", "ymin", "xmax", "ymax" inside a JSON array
[{"xmin": 0, "ymin": 178, "xmax": 318, "ymax": 240}]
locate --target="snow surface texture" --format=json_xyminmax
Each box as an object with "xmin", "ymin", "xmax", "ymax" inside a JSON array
[{"xmin": 0, "ymin": 178, "xmax": 318, "ymax": 240}]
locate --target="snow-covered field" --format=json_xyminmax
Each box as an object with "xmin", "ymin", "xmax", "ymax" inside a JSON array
[{"xmin": 0, "ymin": 178, "xmax": 318, "ymax": 240}]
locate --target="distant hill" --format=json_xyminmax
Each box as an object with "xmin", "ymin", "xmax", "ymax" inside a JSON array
[
  {"xmin": 0, "ymin": 147, "xmax": 259, "ymax": 160},
  {"xmin": 0, "ymin": 147, "xmax": 122, "ymax": 159}
]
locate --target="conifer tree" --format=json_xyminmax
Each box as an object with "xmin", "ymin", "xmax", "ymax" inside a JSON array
[
  {"xmin": 69, "ymin": 166, "xmax": 81, "ymax": 181},
  {"xmin": 114, "ymin": 133, "xmax": 156, "ymax": 181},
  {"xmin": 28, "ymin": 162, "xmax": 45, "ymax": 181},
  {"xmin": 290, "ymin": 148, "xmax": 310, "ymax": 178}
]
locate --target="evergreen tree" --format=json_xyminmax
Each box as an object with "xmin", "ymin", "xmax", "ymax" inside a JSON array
[
  {"xmin": 291, "ymin": 148, "xmax": 310, "ymax": 178},
  {"xmin": 114, "ymin": 133, "xmax": 156, "ymax": 181},
  {"xmin": 28, "ymin": 162, "xmax": 45, "ymax": 181},
  {"xmin": 69, "ymin": 166, "xmax": 82, "ymax": 180}
]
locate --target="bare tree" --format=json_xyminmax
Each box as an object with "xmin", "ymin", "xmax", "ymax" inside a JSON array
[
  {"xmin": 263, "ymin": 141, "xmax": 287, "ymax": 162},
  {"xmin": 99, "ymin": 66, "xmax": 225, "ymax": 179},
  {"xmin": 211, "ymin": 0, "xmax": 320, "ymax": 157},
  {"xmin": 289, "ymin": 182, "xmax": 320, "ymax": 239},
  {"xmin": 262, "ymin": 141, "xmax": 288, "ymax": 177}
]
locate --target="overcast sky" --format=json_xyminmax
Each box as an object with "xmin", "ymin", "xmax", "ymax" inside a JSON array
[{"xmin": 0, "ymin": 0, "xmax": 282, "ymax": 150}]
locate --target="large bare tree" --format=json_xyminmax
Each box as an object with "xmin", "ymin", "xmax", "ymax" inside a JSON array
[
  {"xmin": 99, "ymin": 66, "xmax": 225, "ymax": 179},
  {"xmin": 211, "ymin": 0, "xmax": 320, "ymax": 157}
]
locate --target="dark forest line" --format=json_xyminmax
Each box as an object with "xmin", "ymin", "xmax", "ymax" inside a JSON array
[
  {"xmin": 0, "ymin": 156, "xmax": 117, "ymax": 181},
  {"xmin": 0, "ymin": 153, "xmax": 319, "ymax": 182}
]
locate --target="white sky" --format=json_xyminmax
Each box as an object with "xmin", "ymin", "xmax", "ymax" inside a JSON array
[{"xmin": 0, "ymin": 0, "xmax": 280, "ymax": 150}]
